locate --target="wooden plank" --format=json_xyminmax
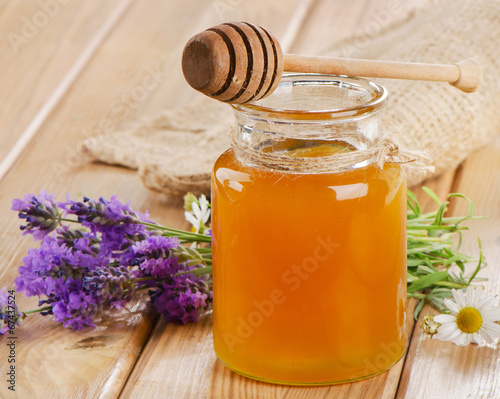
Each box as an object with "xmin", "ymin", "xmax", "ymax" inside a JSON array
[
  {"xmin": 0, "ymin": 0, "xmax": 125, "ymax": 177},
  {"xmin": 397, "ymin": 137, "xmax": 500, "ymax": 399},
  {"xmin": 291, "ymin": 0, "xmax": 431, "ymax": 56}
]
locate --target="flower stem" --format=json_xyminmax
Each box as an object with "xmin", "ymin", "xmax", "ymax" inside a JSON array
[
  {"xmin": 141, "ymin": 222, "xmax": 211, "ymax": 242},
  {"xmin": 24, "ymin": 305, "xmax": 52, "ymax": 315},
  {"xmin": 176, "ymin": 266, "xmax": 212, "ymax": 277},
  {"xmin": 59, "ymin": 218, "xmax": 81, "ymax": 224}
]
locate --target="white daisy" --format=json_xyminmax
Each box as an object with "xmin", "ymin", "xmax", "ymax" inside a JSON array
[
  {"xmin": 184, "ymin": 194, "xmax": 211, "ymax": 233},
  {"xmin": 432, "ymin": 286, "xmax": 500, "ymax": 347}
]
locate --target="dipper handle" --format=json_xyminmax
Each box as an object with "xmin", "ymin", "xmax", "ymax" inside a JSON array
[
  {"xmin": 182, "ymin": 22, "xmax": 482, "ymax": 104},
  {"xmin": 284, "ymin": 55, "xmax": 482, "ymax": 94}
]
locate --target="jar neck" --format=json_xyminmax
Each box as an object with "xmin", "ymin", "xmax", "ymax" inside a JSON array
[
  {"xmin": 233, "ymin": 107, "xmax": 383, "ymax": 149},
  {"xmin": 230, "ymin": 74, "xmax": 388, "ymax": 173}
]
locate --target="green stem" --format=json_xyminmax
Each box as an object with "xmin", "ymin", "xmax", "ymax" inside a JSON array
[
  {"xmin": 432, "ymin": 281, "xmax": 467, "ymax": 289},
  {"xmin": 406, "ymin": 224, "xmax": 468, "ymax": 231},
  {"xmin": 60, "ymin": 218, "xmax": 81, "ymax": 224},
  {"xmin": 408, "ymin": 215, "xmax": 485, "ymax": 224},
  {"xmin": 176, "ymin": 266, "xmax": 212, "ymax": 276},
  {"xmin": 141, "ymin": 222, "xmax": 211, "ymax": 242},
  {"xmin": 407, "ymin": 236, "xmax": 450, "ymax": 243},
  {"xmin": 407, "ymin": 293, "xmax": 427, "ymax": 299},
  {"xmin": 193, "ymin": 248, "xmax": 212, "ymax": 254},
  {"xmin": 24, "ymin": 305, "xmax": 52, "ymax": 315}
]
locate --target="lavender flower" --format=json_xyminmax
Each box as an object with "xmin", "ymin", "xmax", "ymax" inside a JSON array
[
  {"xmin": 62, "ymin": 196, "xmax": 149, "ymax": 256},
  {"xmin": 127, "ymin": 233, "xmax": 212, "ymax": 324},
  {"xmin": 83, "ymin": 265, "xmax": 136, "ymax": 309},
  {"xmin": 11, "ymin": 191, "xmax": 214, "ymax": 331},
  {"xmin": 63, "ymin": 196, "xmax": 149, "ymax": 230},
  {"xmin": 47, "ymin": 288, "xmax": 99, "ymax": 330},
  {"xmin": 12, "ymin": 190, "xmax": 61, "ymax": 240},
  {"xmin": 15, "ymin": 230, "xmax": 112, "ymax": 330},
  {"xmin": 15, "ymin": 234, "xmax": 108, "ymax": 298},
  {"xmin": 37, "ymin": 263, "xmax": 138, "ymax": 331},
  {"xmin": 56, "ymin": 226, "xmax": 101, "ymax": 255},
  {"xmin": 128, "ymin": 234, "xmax": 181, "ymax": 279},
  {"xmin": 0, "ymin": 287, "xmax": 24, "ymax": 336},
  {"xmin": 149, "ymin": 264, "xmax": 212, "ymax": 324}
]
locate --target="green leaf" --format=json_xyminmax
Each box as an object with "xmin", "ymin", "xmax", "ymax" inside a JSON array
[
  {"xmin": 407, "ymin": 189, "xmax": 421, "ymax": 217},
  {"xmin": 414, "ymin": 299, "xmax": 425, "ymax": 320},
  {"xmin": 421, "ymin": 186, "xmax": 442, "ymax": 206},
  {"xmin": 432, "ymin": 201, "xmax": 450, "ymax": 227},
  {"xmin": 407, "ymin": 271, "xmax": 450, "ymax": 293},
  {"xmin": 468, "ymin": 239, "xmax": 484, "ymax": 284},
  {"xmin": 448, "ymin": 193, "xmax": 475, "ymax": 224}
]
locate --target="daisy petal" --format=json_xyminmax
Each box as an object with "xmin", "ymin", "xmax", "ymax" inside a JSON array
[
  {"xmin": 184, "ymin": 212, "xmax": 199, "ymax": 226},
  {"xmin": 472, "ymin": 332, "xmax": 485, "ymax": 346},
  {"xmin": 201, "ymin": 210, "xmax": 210, "ymax": 224},
  {"xmin": 435, "ymin": 324, "xmax": 461, "ymax": 342},
  {"xmin": 478, "ymin": 329, "xmax": 494, "ymax": 345},
  {"xmin": 434, "ymin": 314, "xmax": 456, "ymax": 323},
  {"xmin": 466, "ymin": 286, "xmax": 480, "ymax": 307},
  {"xmin": 192, "ymin": 202, "xmax": 201, "ymax": 219},
  {"xmin": 443, "ymin": 298, "xmax": 460, "ymax": 314},
  {"xmin": 471, "ymin": 287, "xmax": 482, "ymax": 307},
  {"xmin": 449, "ymin": 329, "xmax": 466, "ymax": 344},
  {"xmin": 477, "ymin": 294, "xmax": 499, "ymax": 311},
  {"xmin": 453, "ymin": 333, "xmax": 471, "ymax": 346},
  {"xmin": 480, "ymin": 307, "xmax": 500, "ymax": 322},
  {"xmin": 452, "ymin": 289, "xmax": 467, "ymax": 308},
  {"xmin": 481, "ymin": 322, "xmax": 500, "ymax": 339}
]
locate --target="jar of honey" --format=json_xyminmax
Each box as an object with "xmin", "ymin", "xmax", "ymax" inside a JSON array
[{"xmin": 211, "ymin": 74, "xmax": 407, "ymax": 385}]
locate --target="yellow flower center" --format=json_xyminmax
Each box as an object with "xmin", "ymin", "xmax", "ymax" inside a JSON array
[{"xmin": 456, "ymin": 307, "xmax": 483, "ymax": 334}]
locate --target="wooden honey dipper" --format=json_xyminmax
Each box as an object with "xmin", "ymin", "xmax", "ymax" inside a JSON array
[{"xmin": 182, "ymin": 22, "xmax": 482, "ymax": 104}]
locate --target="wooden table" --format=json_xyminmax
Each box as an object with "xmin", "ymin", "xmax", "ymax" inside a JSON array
[{"xmin": 0, "ymin": 1, "xmax": 499, "ymax": 397}]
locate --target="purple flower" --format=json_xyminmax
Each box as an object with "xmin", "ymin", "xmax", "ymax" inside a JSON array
[
  {"xmin": 62, "ymin": 315, "xmax": 96, "ymax": 330},
  {"xmin": 149, "ymin": 272, "xmax": 212, "ymax": 325},
  {"xmin": 51, "ymin": 299, "xmax": 97, "ymax": 330},
  {"xmin": 82, "ymin": 265, "xmax": 136, "ymax": 309},
  {"xmin": 11, "ymin": 191, "xmax": 214, "ymax": 332},
  {"xmin": 128, "ymin": 235, "xmax": 181, "ymax": 279},
  {"xmin": 56, "ymin": 226, "xmax": 101, "ymax": 255},
  {"xmin": 0, "ymin": 287, "xmax": 24, "ymax": 336},
  {"xmin": 15, "ymin": 231, "xmax": 114, "ymax": 331},
  {"xmin": 52, "ymin": 301, "xmax": 72, "ymax": 321},
  {"xmin": 15, "ymin": 235, "xmax": 108, "ymax": 298},
  {"xmin": 61, "ymin": 196, "xmax": 150, "ymax": 257},
  {"xmin": 126, "ymin": 233, "xmax": 213, "ymax": 324},
  {"xmin": 12, "ymin": 190, "xmax": 61, "ymax": 240},
  {"xmin": 62, "ymin": 196, "xmax": 150, "ymax": 230}
]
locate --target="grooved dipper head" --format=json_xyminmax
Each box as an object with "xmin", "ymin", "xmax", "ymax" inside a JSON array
[{"xmin": 182, "ymin": 22, "xmax": 284, "ymax": 104}]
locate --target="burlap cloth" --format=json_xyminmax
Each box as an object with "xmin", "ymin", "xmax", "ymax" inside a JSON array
[{"xmin": 81, "ymin": 0, "xmax": 500, "ymax": 196}]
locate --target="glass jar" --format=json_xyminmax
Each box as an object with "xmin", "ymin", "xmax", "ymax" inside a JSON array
[{"xmin": 211, "ymin": 74, "xmax": 407, "ymax": 385}]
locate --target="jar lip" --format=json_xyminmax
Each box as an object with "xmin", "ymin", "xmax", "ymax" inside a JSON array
[{"xmin": 231, "ymin": 74, "xmax": 388, "ymax": 120}]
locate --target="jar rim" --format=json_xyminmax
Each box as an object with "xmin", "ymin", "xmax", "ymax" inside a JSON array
[{"xmin": 231, "ymin": 74, "xmax": 388, "ymax": 121}]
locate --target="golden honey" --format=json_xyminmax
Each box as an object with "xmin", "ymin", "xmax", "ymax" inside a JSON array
[{"xmin": 211, "ymin": 75, "xmax": 407, "ymax": 385}]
